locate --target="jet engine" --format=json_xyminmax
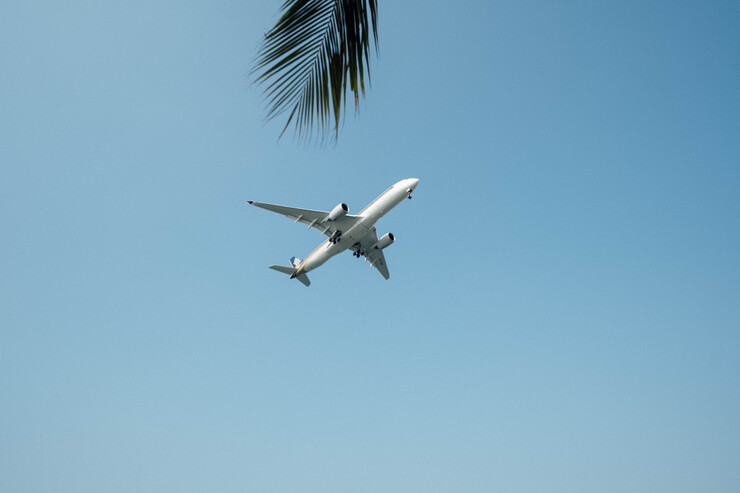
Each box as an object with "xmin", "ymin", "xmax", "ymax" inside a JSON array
[
  {"xmin": 374, "ymin": 232, "xmax": 395, "ymax": 250},
  {"xmin": 326, "ymin": 202, "xmax": 349, "ymax": 221}
]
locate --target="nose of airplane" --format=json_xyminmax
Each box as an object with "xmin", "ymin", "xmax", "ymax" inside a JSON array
[{"xmin": 409, "ymin": 178, "xmax": 420, "ymax": 189}]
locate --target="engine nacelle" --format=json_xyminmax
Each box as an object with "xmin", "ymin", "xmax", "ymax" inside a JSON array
[
  {"xmin": 326, "ymin": 202, "xmax": 348, "ymax": 221},
  {"xmin": 374, "ymin": 232, "xmax": 395, "ymax": 250}
]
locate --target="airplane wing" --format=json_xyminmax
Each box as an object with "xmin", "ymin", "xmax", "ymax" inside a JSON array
[
  {"xmin": 247, "ymin": 201, "xmax": 362, "ymax": 238},
  {"xmin": 358, "ymin": 228, "xmax": 390, "ymax": 280}
]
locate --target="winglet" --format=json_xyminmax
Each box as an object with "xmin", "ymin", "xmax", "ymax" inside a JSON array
[{"xmin": 246, "ymin": 200, "xmax": 254, "ymax": 204}]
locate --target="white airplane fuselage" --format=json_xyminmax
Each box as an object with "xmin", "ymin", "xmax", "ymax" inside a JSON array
[{"xmin": 292, "ymin": 178, "xmax": 419, "ymax": 278}]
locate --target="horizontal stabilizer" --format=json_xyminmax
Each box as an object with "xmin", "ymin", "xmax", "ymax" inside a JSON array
[
  {"xmin": 269, "ymin": 265, "xmax": 295, "ymax": 275},
  {"xmin": 268, "ymin": 264, "xmax": 311, "ymax": 287},
  {"xmin": 295, "ymin": 274, "xmax": 311, "ymax": 287}
]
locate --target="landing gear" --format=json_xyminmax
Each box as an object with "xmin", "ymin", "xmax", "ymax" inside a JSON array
[
  {"xmin": 406, "ymin": 187, "xmax": 413, "ymax": 199},
  {"xmin": 329, "ymin": 230, "xmax": 342, "ymax": 244},
  {"xmin": 352, "ymin": 243, "xmax": 364, "ymax": 258}
]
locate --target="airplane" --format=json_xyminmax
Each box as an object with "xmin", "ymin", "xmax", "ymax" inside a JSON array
[{"xmin": 247, "ymin": 178, "xmax": 420, "ymax": 286}]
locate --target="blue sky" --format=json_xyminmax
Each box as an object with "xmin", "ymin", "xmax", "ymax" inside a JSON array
[{"xmin": 1, "ymin": 1, "xmax": 739, "ymax": 491}]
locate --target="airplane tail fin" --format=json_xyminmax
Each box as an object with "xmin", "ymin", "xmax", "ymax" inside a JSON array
[{"xmin": 268, "ymin": 259, "xmax": 311, "ymax": 287}]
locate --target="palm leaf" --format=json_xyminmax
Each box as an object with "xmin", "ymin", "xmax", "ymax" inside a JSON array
[{"xmin": 253, "ymin": 0, "xmax": 378, "ymax": 141}]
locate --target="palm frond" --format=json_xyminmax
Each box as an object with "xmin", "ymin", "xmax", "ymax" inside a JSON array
[{"xmin": 253, "ymin": 0, "xmax": 378, "ymax": 141}]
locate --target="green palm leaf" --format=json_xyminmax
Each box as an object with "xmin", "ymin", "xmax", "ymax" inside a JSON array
[{"xmin": 254, "ymin": 0, "xmax": 378, "ymax": 141}]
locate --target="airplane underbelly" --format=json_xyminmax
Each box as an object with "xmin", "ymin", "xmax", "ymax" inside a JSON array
[
  {"xmin": 304, "ymin": 221, "xmax": 371, "ymax": 273},
  {"xmin": 304, "ymin": 248, "xmax": 331, "ymax": 272},
  {"xmin": 344, "ymin": 222, "xmax": 371, "ymax": 244}
]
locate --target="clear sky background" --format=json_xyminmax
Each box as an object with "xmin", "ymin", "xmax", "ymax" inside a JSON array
[{"xmin": 1, "ymin": 1, "xmax": 739, "ymax": 492}]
